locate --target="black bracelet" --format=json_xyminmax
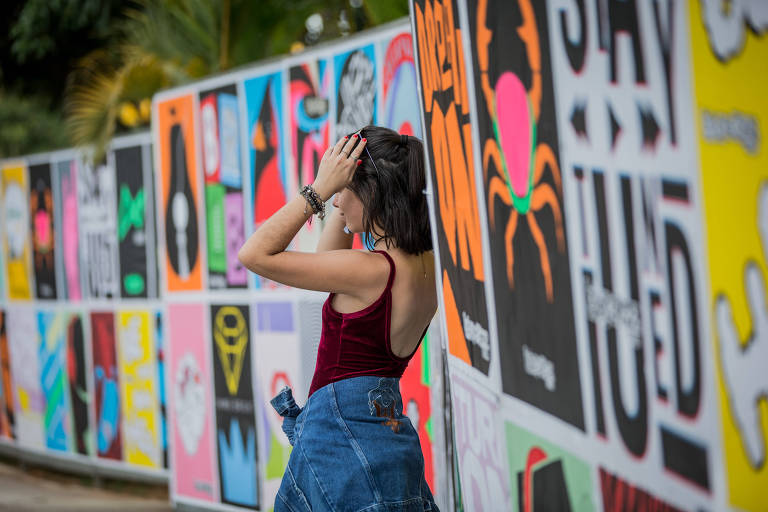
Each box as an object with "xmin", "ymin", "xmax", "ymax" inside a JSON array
[{"xmin": 300, "ymin": 185, "xmax": 326, "ymax": 220}]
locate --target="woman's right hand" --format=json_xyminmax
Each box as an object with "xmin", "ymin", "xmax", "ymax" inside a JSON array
[{"xmin": 312, "ymin": 134, "xmax": 367, "ymax": 200}]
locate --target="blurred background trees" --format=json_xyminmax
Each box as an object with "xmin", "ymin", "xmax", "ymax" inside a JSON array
[{"xmin": 0, "ymin": 0, "xmax": 409, "ymax": 159}]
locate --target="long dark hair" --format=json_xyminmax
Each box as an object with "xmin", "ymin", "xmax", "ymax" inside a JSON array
[{"xmin": 346, "ymin": 126, "xmax": 432, "ymax": 254}]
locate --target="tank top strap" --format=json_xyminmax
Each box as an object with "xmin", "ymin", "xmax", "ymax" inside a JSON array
[{"xmin": 371, "ymin": 250, "xmax": 396, "ymax": 291}]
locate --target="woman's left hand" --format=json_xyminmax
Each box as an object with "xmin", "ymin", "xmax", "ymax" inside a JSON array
[{"xmin": 312, "ymin": 134, "xmax": 367, "ymax": 200}]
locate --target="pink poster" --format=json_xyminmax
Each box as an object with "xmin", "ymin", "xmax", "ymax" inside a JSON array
[{"xmin": 168, "ymin": 303, "xmax": 218, "ymax": 503}]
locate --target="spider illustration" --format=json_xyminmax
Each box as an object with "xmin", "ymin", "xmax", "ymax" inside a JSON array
[{"xmin": 478, "ymin": 0, "xmax": 564, "ymax": 302}]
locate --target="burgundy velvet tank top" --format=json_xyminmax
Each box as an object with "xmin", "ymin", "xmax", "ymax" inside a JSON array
[{"xmin": 308, "ymin": 250, "xmax": 429, "ymax": 397}]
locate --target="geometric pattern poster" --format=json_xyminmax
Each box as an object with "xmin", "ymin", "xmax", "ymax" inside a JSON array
[
  {"xmin": 116, "ymin": 310, "xmax": 162, "ymax": 468},
  {"xmin": 690, "ymin": 1, "xmax": 768, "ymax": 509},
  {"xmin": 199, "ymin": 85, "xmax": 247, "ymax": 290},
  {"xmin": 210, "ymin": 304, "xmax": 258, "ymax": 509},
  {"xmin": 155, "ymin": 94, "xmax": 204, "ymax": 293},
  {"xmin": 37, "ymin": 311, "xmax": 72, "ymax": 452},
  {"xmin": 168, "ymin": 303, "xmax": 218, "ymax": 503}
]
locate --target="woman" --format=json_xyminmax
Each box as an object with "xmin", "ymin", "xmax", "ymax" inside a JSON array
[{"xmin": 238, "ymin": 125, "xmax": 438, "ymax": 511}]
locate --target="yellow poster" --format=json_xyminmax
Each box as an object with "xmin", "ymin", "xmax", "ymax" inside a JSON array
[
  {"xmin": 690, "ymin": 2, "xmax": 768, "ymax": 510},
  {"xmin": 116, "ymin": 310, "xmax": 162, "ymax": 468},
  {"xmin": 1, "ymin": 163, "xmax": 32, "ymax": 300}
]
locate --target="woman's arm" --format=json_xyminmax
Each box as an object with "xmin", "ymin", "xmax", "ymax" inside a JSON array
[
  {"xmin": 237, "ymin": 135, "xmax": 384, "ymax": 295},
  {"xmin": 316, "ymin": 207, "xmax": 353, "ymax": 252}
]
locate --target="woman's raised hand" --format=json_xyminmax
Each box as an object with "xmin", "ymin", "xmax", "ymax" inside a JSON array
[{"xmin": 312, "ymin": 134, "xmax": 367, "ymax": 200}]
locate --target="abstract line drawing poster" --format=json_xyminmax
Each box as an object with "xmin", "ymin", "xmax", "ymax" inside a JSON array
[
  {"xmin": 1, "ymin": 163, "xmax": 33, "ymax": 300},
  {"xmin": 505, "ymin": 421, "xmax": 594, "ymax": 511},
  {"xmin": 289, "ymin": 58, "xmax": 330, "ymax": 252},
  {"xmin": 690, "ymin": 1, "xmax": 768, "ymax": 509},
  {"xmin": 411, "ymin": 0, "xmax": 492, "ymax": 379},
  {"xmin": 0, "ymin": 310, "xmax": 15, "ymax": 440},
  {"xmin": 114, "ymin": 142, "xmax": 157, "ymax": 298},
  {"xmin": 210, "ymin": 304, "xmax": 259, "ymax": 509},
  {"xmin": 168, "ymin": 303, "xmax": 218, "ymax": 503},
  {"xmin": 156, "ymin": 94, "xmax": 204, "ymax": 292},
  {"xmin": 116, "ymin": 310, "xmax": 162, "ymax": 468},
  {"xmin": 37, "ymin": 311, "xmax": 73, "ymax": 452},
  {"xmin": 78, "ymin": 161, "xmax": 119, "ymax": 299},
  {"xmin": 380, "ymin": 31, "xmax": 422, "ymax": 138},
  {"xmin": 7, "ymin": 307, "xmax": 44, "ymax": 449},
  {"xmin": 451, "ymin": 370, "xmax": 511, "ymax": 511},
  {"xmin": 198, "ymin": 84, "xmax": 247, "ymax": 290},
  {"xmin": 547, "ymin": 0, "xmax": 717, "ymax": 505},
  {"xmin": 66, "ymin": 311, "xmax": 90, "ymax": 456},
  {"xmin": 252, "ymin": 301, "xmax": 300, "ymax": 506},
  {"xmin": 28, "ymin": 162, "xmax": 58, "ymax": 300},
  {"xmin": 244, "ymin": 70, "xmax": 289, "ymax": 288},
  {"xmin": 90, "ymin": 311, "xmax": 122, "ymax": 460},
  {"xmin": 334, "ymin": 44, "xmax": 377, "ymax": 139},
  {"xmin": 53, "ymin": 159, "xmax": 82, "ymax": 300},
  {"xmin": 466, "ymin": 0, "xmax": 583, "ymax": 428}
]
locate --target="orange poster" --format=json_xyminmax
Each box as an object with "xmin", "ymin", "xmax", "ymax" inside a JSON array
[{"xmin": 156, "ymin": 94, "xmax": 204, "ymax": 292}]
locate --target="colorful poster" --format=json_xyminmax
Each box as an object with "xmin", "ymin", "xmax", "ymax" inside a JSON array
[
  {"xmin": 66, "ymin": 312, "xmax": 90, "ymax": 456},
  {"xmin": 1, "ymin": 163, "xmax": 33, "ymax": 300},
  {"xmin": 244, "ymin": 71, "xmax": 288, "ymax": 262},
  {"xmin": 380, "ymin": 31, "xmax": 422, "ymax": 138},
  {"xmin": 78, "ymin": 161, "xmax": 119, "ymax": 298},
  {"xmin": 400, "ymin": 334, "xmax": 434, "ymax": 490},
  {"xmin": 411, "ymin": 0, "xmax": 492, "ymax": 377},
  {"xmin": 505, "ymin": 422, "xmax": 594, "ymax": 511},
  {"xmin": 7, "ymin": 307, "xmax": 44, "ymax": 448},
  {"xmin": 466, "ymin": 0, "xmax": 583, "ymax": 428},
  {"xmin": 116, "ymin": 310, "xmax": 162, "ymax": 468},
  {"xmin": 37, "ymin": 311, "xmax": 72, "ymax": 452},
  {"xmin": 289, "ymin": 58, "xmax": 331, "ymax": 251},
  {"xmin": 451, "ymin": 370, "xmax": 511, "ymax": 511},
  {"xmin": 690, "ymin": 1, "xmax": 768, "ymax": 509},
  {"xmin": 156, "ymin": 94, "xmax": 204, "ymax": 292},
  {"xmin": 211, "ymin": 304, "xmax": 258, "ymax": 508},
  {"xmin": 29, "ymin": 162, "xmax": 58, "ymax": 299},
  {"xmin": 199, "ymin": 85, "xmax": 247, "ymax": 290},
  {"xmin": 0, "ymin": 311, "xmax": 14, "ymax": 439},
  {"xmin": 168, "ymin": 303, "xmax": 217, "ymax": 502},
  {"xmin": 334, "ymin": 44, "xmax": 377, "ymax": 139},
  {"xmin": 90, "ymin": 311, "xmax": 122, "ymax": 460},
  {"xmin": 253, "ymin": 301, "xmax": 300, "ymax": 506},
  {"xmin": 547, "ymin": 0, "xmax": 717, "ymax": 503},
  {"xmin": 115, "ymin": 143, "xmax": 157, "ymax": 298},
  {"xmin": 156, "ymin": 311, "xmax": 168, "ymax": 468},
  {"xmin": 53, "ymin": 159, "xmax": 82, "ymax": 300}
]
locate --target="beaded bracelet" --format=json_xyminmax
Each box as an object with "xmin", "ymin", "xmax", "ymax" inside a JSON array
[{"xmin": 299, "ymin": 185, "xmax": 326, "ymax": 221}]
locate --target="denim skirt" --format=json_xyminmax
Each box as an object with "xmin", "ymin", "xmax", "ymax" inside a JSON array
[{"xmin": 270, "ymin": 376, "xmax": 438, "ymax": 512}]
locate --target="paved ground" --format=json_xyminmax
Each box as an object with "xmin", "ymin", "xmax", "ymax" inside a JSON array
[{"xmin": 0, "ymin": 460, "xmax": 172, "ymax": 511}]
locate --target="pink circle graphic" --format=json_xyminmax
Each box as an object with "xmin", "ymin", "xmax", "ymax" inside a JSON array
[{"xmin": 495, "ymin": 71, "xmax": 531, "ymax": 199}]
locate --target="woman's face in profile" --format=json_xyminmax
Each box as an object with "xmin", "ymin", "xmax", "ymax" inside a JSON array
[{"xmin": 333, "ymin": 187, "xmax": 364, "ymax": 233}]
